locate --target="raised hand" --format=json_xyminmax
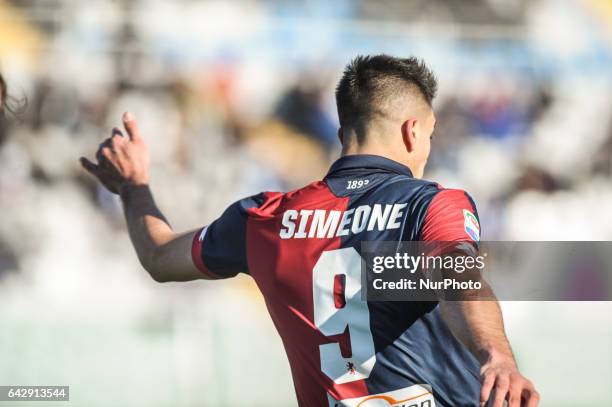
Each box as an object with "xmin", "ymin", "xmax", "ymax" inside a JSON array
[{"xmin": 80, "ymin": 112, "xmax": 150, "ymax": 195}]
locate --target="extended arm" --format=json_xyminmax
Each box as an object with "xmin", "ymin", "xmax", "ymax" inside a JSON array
[
  {"xmin": 120, "ymin": 185, "xmax": 204, "ymax": 281},
  {"xmin": 421, "ymin": 189, "xmax": 539, "ymax": 407},
  {"xmin": 80, "ymin": 112, "xmax": 207, "ymax": 282},
  {"xmin": 440, "ymin": 298, "xmax": 539, "ymax": 407}
]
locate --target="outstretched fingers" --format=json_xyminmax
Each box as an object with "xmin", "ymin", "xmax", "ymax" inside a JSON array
[
  {"xmin": 122, "ymin": 111, "xmax": 142, "ymax": 142},
  {"xmin": 80, "ymin": 157, "xmax": 100, "ymax": 177}
]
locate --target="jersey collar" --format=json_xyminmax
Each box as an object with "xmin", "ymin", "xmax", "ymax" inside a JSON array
[{"xmin": 325, "ymin": 154, "xmax": 414, "ymax": 178}]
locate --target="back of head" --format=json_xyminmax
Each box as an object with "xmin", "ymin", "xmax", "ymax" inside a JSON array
[{"xmin": 335, "ymin": 55, "xmax": 437, "ymax": 146}]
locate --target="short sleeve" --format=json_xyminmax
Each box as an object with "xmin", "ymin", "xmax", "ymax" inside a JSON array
[
  {"xmin": 420, "ymin": 189, "xmax": 481, "ymax": 244},
  {"xmin": 191, "ymin": 193, "xmax": 267, "ymax": 279}
]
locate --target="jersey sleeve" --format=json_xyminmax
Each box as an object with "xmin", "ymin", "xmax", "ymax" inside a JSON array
[
  {"xmin": 191, "ymin": 193, "xmax": 267, "ymax": 279},
  {"xmin": 420, "ymin": 189, "xmax": 481, "ymax": 244}
]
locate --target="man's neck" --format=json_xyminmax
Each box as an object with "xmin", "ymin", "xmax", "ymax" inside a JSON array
[
  {"xmin": 340, "ymin": 147, "xmax": 423, "ymax": 178},
  {"xmin": 341, "ymin": 145, "xmax": 414, "ymax": 171}
]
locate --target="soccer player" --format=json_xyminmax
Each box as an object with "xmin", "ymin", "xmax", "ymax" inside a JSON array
[{"xmin": 81, "ymin": 55, "xmax": 539, "ymax": 407}]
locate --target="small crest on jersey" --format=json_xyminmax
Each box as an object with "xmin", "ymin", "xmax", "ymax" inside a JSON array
[{"xmin": 463, "ymin": 209, "xmax": 480, "ymax": 241}]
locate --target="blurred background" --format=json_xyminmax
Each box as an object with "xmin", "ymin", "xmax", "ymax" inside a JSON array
[{"xmin": 1, "ymin": 0, "xmax": 612, "ymax": 405}]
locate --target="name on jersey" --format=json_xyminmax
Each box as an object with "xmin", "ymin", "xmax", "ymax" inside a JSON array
[{"xmin": 279, "ymin": 203, "xmax": 407, "ymax": 239}]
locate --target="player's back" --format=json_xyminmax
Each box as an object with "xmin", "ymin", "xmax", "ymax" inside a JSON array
[{"xmin": 193, "ymin": 155, "xmax": 484, "ymax": 406}]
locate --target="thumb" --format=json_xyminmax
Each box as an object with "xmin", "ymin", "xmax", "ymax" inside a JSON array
[
  {"xmin": 122, "ymin": 111, "xmax": 142, "ymax": 142},
  {"xmin": 80, "ymin": 157, "xmax": 100, "ymax": 176}
]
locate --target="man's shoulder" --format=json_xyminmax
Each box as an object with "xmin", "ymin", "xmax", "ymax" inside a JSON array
[
  {"xmin": 426, "ymin": 187, "xmax": 478, "ymax": 209},
  {"xmin": 370, "ymin": 174, "xmax": 442, "ymax": 203},
  {"xmin": 233, "ymin": 178, "xmax": 478, "ymax": 219},
  {"xmin": 401, "ymin": 176, "xmax": 477, "ymax": 206},
  {"xmin": 419, "ymin": 185, "xmax": 481, "ymax": 242},
  {"xmin": 231, "ymin": 190, "xmax": 285, "ymax": 217},
  {"xmin": 233, "ymin": 181, "xmax": 329, "ymax": 217}
]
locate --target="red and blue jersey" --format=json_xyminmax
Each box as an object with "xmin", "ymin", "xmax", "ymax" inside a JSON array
[{"xmin": 192, "ymin": 154, "xmax": 483, "ymax": 406}]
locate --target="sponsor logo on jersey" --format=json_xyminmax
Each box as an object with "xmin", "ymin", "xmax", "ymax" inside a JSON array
[
  {"xmin": 327, "ymin": 384, "xmax": 435, "ymax": 407},
  {"xmin": 463, "ymin": 209, "xmax": 480, "ymax": 241}
]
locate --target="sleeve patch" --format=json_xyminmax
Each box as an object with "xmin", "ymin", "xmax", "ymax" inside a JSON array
[
  {"xmin": 463, "ymin": 209, "xmax": 480, "ymax": 242},
  {"xmin": 420, "ymin": 189, "xmax": 481, "ymax": 243}
]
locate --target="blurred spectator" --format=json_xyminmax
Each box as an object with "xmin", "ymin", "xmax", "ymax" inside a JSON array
[
  {"xmin": 275, "ymin": 78, "xmax": 338, "ymax": 148},
  {"xmin": 0, "ymin": 1, "xmax": 611, "ymax": 404},
  {"xmin": 0, "ymin": 72, "xmax": 7, "ymax": 144},
  {"xmin": 0, "ymin": 72, "xmax": 6, "ymax": 114}
]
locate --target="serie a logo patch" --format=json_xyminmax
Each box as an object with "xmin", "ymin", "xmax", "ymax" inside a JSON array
[{"xmin": 463, "ymin": 209, "xmax": 480, "ymax": 241}]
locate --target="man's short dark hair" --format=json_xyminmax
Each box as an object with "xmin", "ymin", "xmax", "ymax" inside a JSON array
[{"xmin": 335, "ymin": 55, "xmax": 437, "ymax": 143}]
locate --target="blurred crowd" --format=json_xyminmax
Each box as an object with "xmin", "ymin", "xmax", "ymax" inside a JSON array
[
  {"xmin": 0, "ymin": 0, "xmax": 612, "ymax": 404},
  {"xmin": 1, "ymin": 1, "xmax": 611, "ymax": 280}
]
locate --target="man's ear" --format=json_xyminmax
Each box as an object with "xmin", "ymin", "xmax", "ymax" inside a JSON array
[
  {"xmin": 401, "ymin": 119, "xmax": 418, "ymax": 153},
  {"xmin": 337, "ymin": 127, "xmax": 344, "ymax": 145}
]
